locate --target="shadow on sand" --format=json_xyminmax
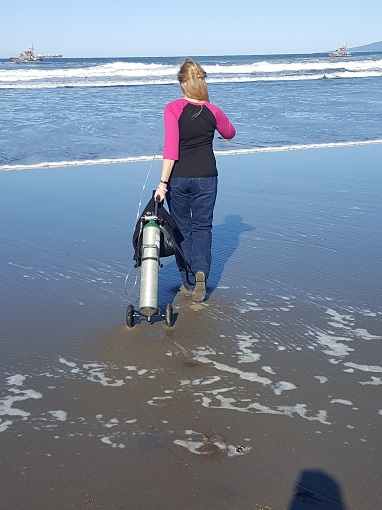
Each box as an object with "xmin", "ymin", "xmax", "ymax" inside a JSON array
[
  {"xmin": 208, "ymin": 214, "xmax": 255, "ymax": 292},
  {"xmin": 288, "ymin": 469, "xmax": 347, "ymax": 509},
  {"xmin": 146, "ymin": 214, "xmax": 255, "ymax": 307}
]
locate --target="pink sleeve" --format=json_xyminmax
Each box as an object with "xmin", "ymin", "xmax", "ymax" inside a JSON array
[
  {"xmin": 163, "ymin": 101, "xmax": 182, "ymax": 160},
  {"xmin": 206, "ymin": 103, "xmax": 236, "ymax": 139}
]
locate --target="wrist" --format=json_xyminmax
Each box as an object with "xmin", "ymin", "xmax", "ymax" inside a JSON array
[
  {"xmin": 160, "ymin": 179, "xmax": 168, "ymax": 185},
  {"xmin": 157, "ymin": 185, "xmax": 167, "ymax": 193}
]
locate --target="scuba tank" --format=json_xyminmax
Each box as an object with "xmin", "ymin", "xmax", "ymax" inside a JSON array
[{"xmin": 139, "ymin": 219, "xmax": 160, "ymax": 318}]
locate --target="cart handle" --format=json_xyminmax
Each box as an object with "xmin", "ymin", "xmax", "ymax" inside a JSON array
[{"xmin": 154, "ymin": 194, "xmax": 160, "ymax": 217}]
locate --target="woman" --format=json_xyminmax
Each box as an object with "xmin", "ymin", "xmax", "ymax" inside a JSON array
[{"xmin": 154, "ymin": 59, "xmax": 236, "ymax": 302}]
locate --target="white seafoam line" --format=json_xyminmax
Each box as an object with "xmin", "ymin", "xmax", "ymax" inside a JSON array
[
  {"xmin": 1, "ymin": 70, "xmax": 381, "ymax": 89},
  {"xmin": 193, "ymin": 354, "xmax": 297, "ymax": 395},
  {"xmin": 1, "ymin": 139, "xmax": 382, "ymax": 172},
  {"xmin": 195, "ymin": 392, "xmax": 331, "ymax": 425},
  {"xmin": 0, "ymin": 386, "xmax": 43, "ymax": 432},
  {"xmin": 2, "ymin": 59, "xmax": 381, "ymax": 82},
  {"xmin": 47, "ymin": 410, "xmax": 68, "ymax": 421}
]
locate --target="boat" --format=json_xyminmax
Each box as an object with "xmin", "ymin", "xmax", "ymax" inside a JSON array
[
  {"xmin": 327, "ymin": 43, "xmax": 352, "ymax": 57},
  {"xmin": 9, "ymin": 45, "xmax": 43, "ymax": 63}
]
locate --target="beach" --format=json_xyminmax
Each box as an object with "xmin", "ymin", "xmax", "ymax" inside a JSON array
[{"xmin": 1, "ymin": 145, "xmax": 381, "ymax": 509}]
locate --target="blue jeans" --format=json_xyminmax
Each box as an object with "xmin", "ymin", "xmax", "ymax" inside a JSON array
[{"xmin": 167, "ymin": 176, "xmax": 218, "ymax": 290}]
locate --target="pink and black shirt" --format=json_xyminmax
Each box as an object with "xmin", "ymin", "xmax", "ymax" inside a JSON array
[{"xmin": 163, "ymin": 98, "xmax": 236, "ymax": 178}]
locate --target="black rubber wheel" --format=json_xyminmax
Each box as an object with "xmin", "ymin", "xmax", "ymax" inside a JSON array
[
  {"xmin": 165, "ymin": 303, "xmax": 173, "ymax": 327},
  {"xmin": 126, "ymin": 304, "xmax": 135, "ymax": 328}
]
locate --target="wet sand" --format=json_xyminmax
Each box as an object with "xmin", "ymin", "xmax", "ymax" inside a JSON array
[{"xmin": 1, "ymin": 145, "xmax": 381, "ymax": 509}]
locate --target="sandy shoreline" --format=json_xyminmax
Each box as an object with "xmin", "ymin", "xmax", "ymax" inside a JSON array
[{"xmin": 1, "ymin": 145, "xmax": 381, "ymax": 509}]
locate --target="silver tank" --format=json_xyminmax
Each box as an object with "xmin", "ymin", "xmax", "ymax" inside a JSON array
[{"xmin": 139, "ymin": 220, "xmax": 160, "ymax": 318}]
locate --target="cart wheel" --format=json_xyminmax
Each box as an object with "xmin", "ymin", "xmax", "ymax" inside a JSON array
[
  {"xmin": 165, "ymin": 303, "xmax": 173, "ymax": 327},
  {"xmin": 126, "ymin": 304, "xmax": 135, "ymax": 328}
]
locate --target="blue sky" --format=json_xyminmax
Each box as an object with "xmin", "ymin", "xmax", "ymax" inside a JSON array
[{"xmin": 2, "ymin": 0, "xmax": 382, "ymax": 58}]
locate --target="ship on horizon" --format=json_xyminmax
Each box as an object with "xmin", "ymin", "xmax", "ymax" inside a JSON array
[
  {"xmin": 327, "ymin": 43, "xmax": 352, "ymax": 57},
  {"xmin": 36, "ymin": 52, "xmax": 63, "ymax": 58},
  {"xmin": 9, "ymin": 45, "xmax": 42, "ymax": 63}
]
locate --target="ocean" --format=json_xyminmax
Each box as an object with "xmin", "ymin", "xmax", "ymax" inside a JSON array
[{"xmin": 1, "ymin": 53, "xmax": 382, "ymax": 170}]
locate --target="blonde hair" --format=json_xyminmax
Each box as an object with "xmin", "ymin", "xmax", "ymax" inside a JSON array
[{"xmin": 177, "ymin": 59, "xmax": 209, "ymax": 103}]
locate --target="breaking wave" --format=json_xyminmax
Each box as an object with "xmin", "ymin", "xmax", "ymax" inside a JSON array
[
  {"xmin": 2, "ymin": 139, "xmax": 382, "ymax": 173},
  {"xmin": 1, "ymin": 57, "xmax": 382, "ymax": 89}
]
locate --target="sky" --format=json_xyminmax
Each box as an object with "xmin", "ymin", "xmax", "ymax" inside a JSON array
[{"xmin": 1, "ymin": 0, "xmax": 382, "ymax": 58}]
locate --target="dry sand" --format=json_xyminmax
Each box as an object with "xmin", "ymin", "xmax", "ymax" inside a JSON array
[{"xmin": 1, "ymin": 145, "xmax": 381, "ymax": 509}]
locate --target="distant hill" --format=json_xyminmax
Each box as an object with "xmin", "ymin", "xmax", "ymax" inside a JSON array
[{"xmin": 350, "ymin": 41, "xmax": 382, "ymax": 52}]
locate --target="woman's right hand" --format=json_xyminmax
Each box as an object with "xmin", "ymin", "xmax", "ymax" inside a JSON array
[{"xmin": 154, "ymin": 186, "xmax": 167, "ymax": 202}]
